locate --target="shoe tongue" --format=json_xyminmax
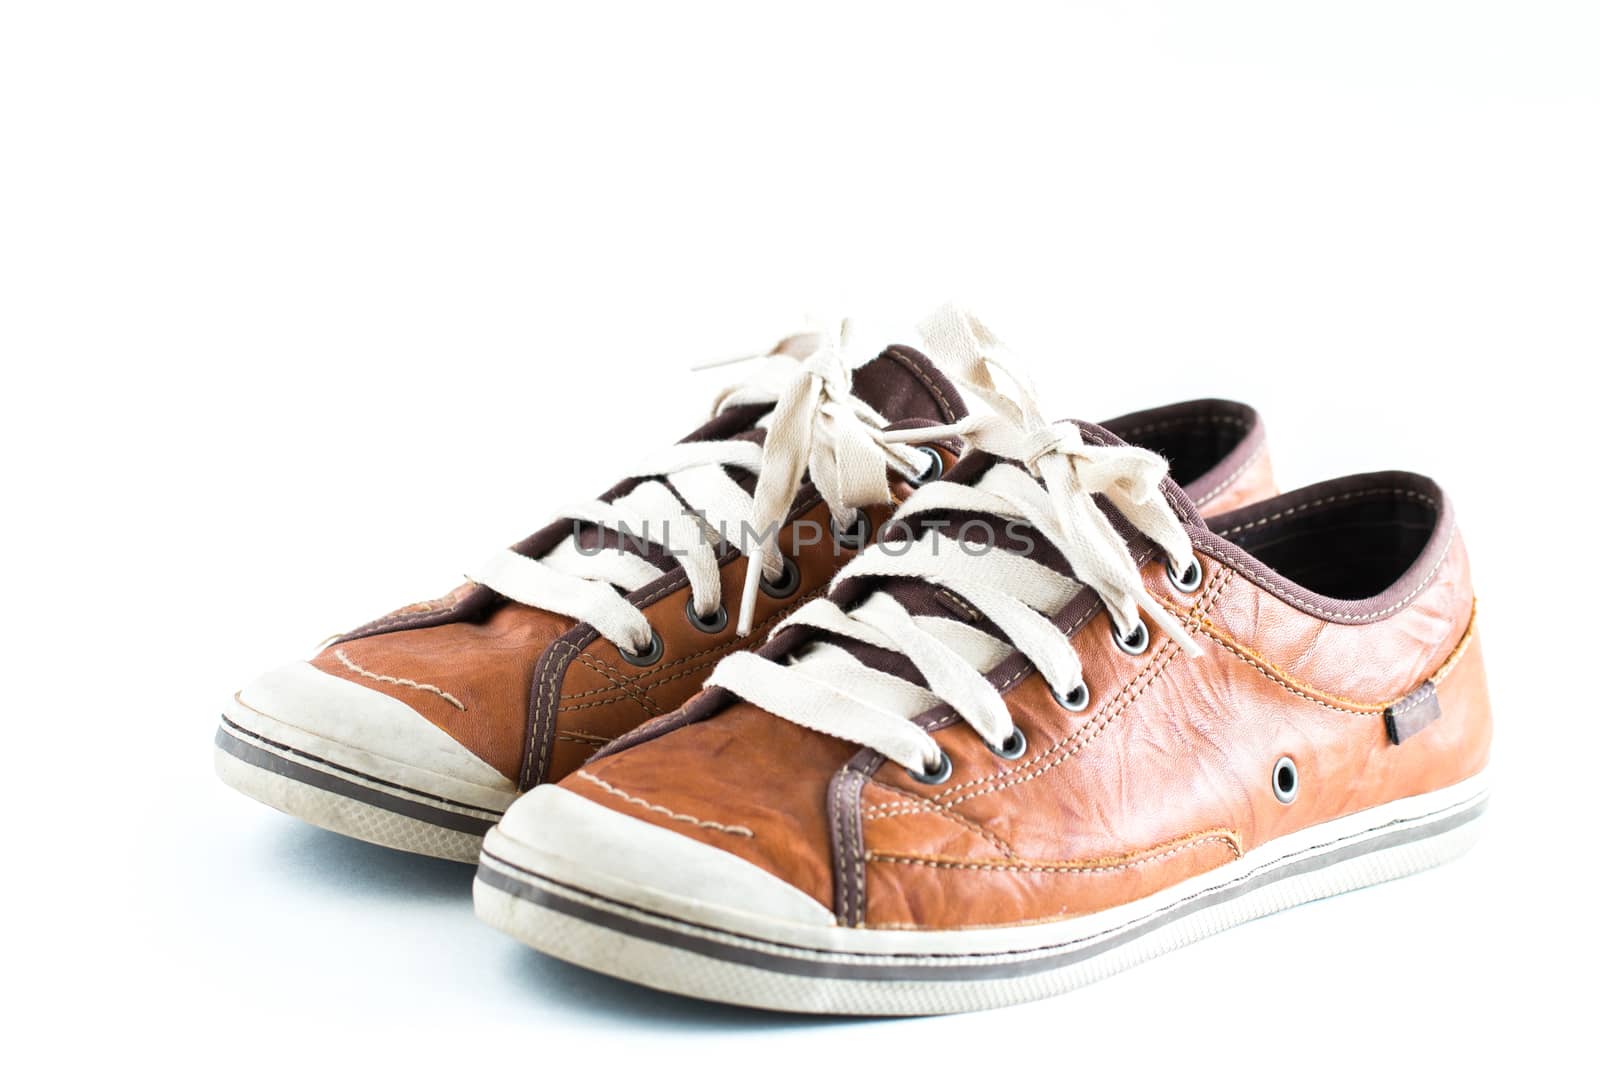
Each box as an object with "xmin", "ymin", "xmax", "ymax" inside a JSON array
[
  {"xmin": 848, "ymin": 344, "xmax": 968, "ymax": 427},
  {"xmin": 720, "ymin": 341, "xmax": 966, "ymax": 449},
  {"xmin": 568, "ymin": 342, "xmax": 968, "ymax": 563}
]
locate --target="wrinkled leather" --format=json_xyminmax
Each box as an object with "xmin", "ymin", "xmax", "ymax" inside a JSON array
[
  {"xmin": 560, "ymin": 494, "xmax": 1491, "ymax": 929},
  {"xmin": 541, "ymin": 493, "xmax": 919, "ymax": 784},
  {"xmin": 304, "ymin": 391, "xmax": 1280, "ymax": 795},
  {"xmin": 313, "ymin": 602, "xmax": 574, "ymax": 781}
]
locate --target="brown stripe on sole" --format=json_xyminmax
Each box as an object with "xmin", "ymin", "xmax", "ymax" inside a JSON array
[
  {"xmin": 477, "ymin": 795, "xmax": 1487, "ymax": 983},
  {"xmin": 215, "ymin": 718, "xmax": 502, "ymax": 835}
]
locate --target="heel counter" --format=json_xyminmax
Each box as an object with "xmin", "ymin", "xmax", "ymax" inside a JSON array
[
  {"xmin": 1196, "ymin": 440, "xmax": 1277, "ymax": 518},
  {"xmin": 1430, "ymin": 609, "xmax": 1493, "ymax": 780}
]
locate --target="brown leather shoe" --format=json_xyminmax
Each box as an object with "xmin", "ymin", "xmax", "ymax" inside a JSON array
[
  {"xmin": 474, "ymin": 317, "xmax": 1485, "ymax": 1015},
  {"xmin": 217, "ymin": 321, "xmax": 1275, "ymax": 863}
]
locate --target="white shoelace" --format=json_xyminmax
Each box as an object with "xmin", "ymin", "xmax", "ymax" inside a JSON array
[
  {"xmin": 707, "ymin": 304, "xmax": 1203, "ymax": 777},
  {"xmin": 466, "ymin": 323, "xmax": 931, "ymax": 654}
]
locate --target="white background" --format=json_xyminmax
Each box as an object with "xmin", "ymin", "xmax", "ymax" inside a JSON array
[{"xmin": 4, "ymin": 2, "xmax": 1595, "ymax": 1062}]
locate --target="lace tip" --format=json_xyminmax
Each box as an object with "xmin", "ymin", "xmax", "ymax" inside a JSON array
[
  {"xmin": 692, "ymin": 351, "xmax": 761, "ymax": 372},
  {"xmin": 1140, "ymin": 590, "xmax": 1203, "ymax": 658},
  {"xmin": 735, "ymin": 548, "xmax": 765, "ymax": 637}
]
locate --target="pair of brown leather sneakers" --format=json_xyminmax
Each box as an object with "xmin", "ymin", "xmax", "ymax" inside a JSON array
[{"xmin": 218, "ymin": 307, "xmax": 1489, "ymax": 1015}]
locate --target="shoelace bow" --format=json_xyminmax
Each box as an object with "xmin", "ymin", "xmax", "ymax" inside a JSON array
[
  {"xmin": 708, "ymin": 303, "xmax": 1203, "ymax": 777},
  {"xmin": 466, "ymin": 322, "xmax": 929, "ymax": 655}
]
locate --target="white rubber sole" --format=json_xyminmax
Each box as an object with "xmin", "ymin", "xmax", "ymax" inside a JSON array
[
  {"xmin": 215, "ymin": 705, "xmax": 515, "ymax": 863},
  {"xmin": 474, "ymin": 772, "xmax": 1488, "ymax": 1014}
]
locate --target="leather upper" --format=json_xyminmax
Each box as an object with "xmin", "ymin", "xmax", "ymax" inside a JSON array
[
  {"xmin": 306, "ymin": 385, "xmax": 1278, "ymax": 794},
  {"xmin": 558, "ymin": 464, "xmax": 1489, "ymax": 930}
]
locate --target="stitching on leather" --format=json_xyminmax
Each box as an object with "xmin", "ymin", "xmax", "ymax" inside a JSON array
[
  {"xmin": 866, "ymin": 828, "xmax": 1241, "ymax": 874},
  {"xmin": 567, "ymin": 652, "xmax": 667, "ymax": 716},
  {"xmin": 911, "ymin": 591, "xmax": 1113, "ymax": 739},
  {"xmin": 1194, "ymin": 441, "xmax": 1265, "ymax": 506},
  {"xmin": 574, "ymin": 771, "xmax": 753, "ymax": 838},
  {"xmin": 860, "ymin": 570, "xmax": 1225, "ymax": 820},
  {"xmin": 331, "ymin": 649, "xmax": 466, "ymax": 713},
  {"xmin": 1427, "ymin": 607, "xmax": 1478, "ymax": 686},
  {"xmin": 1187, "ymin": 598, "xmax": 1480, "ymax": 718},
  {"xmin": 560, "ymin": 666, "xmax": 706, "ymax": 708},
  {"xmin": 918, "ymin": 567, "xmax": 1230, "ymax": 805},
  {"xmin": 882, "ymin": 348, "xmax": 959, "ymax": 423},
  {"xmin": 1181, "ymin": 610, "xmax": 1388, "ymax": 712},
  {"xmin": 831, "ymin": 768, "xmax": 869, "ymax": 925},
  {"xmin": 1216, "ymin": 487, "xmax": 1438, "ymax": 537},
  {"xmin": 860, "ymin": 781, "xmax": 1019, "ymax": 857},
  {"xmin": 597, "ymin": 595, "xmax": 811, "ymax": 681},
  {"xmin": 846, "ymin": 559, "xmax": 1220, "ymax": 920},
  {"xmin": 829, "ymin": 770, "xmax": 850, "ymax": 923},
  {"xmin": 869, "ymin": 612, "xmax": 1199, "ymax": 817},
  {"xmin": 528, "ymin": 639, "xmax": 584, "ymax": 786},
  {"xmin": 850, "ymin": 776, "xmax": 867, "ymax": 925},
  {"xmin": 557, "ymin": 594, "xmax": 817, "ymax": 702},
  {"xmin": 557, "ymin": 729, "xmax": 612, "ymax": 748},
  {"xmin": 872, "ymin": 584, "xmax": 1476, "ymax": 820},
  {"xmin": 1205, "ymin": 522, "xmax": 1456, "ymax": 623}
]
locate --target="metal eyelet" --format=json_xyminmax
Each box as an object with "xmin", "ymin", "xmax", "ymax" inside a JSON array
[
  {"xmin": 832, "ymin": 513, "xmax": 874, "ymax": 551},
  {"xmin": 1113, "ymin": 620, "xmax": 1150, "ymax": 656},
  {"xmin": 909, "ymin": 750, "xmax": 953, "ymax": 785},
  {"xmin": 685, "ymin": 600, "xmax": 728, "ymax": 634},
  {"xmin": 1272, "ymin": 756, "xmax": 1299, "ymax": 804},
  {"xmin": 986, "ymin": 728, "xmax": 1027, "ymax": 761},
  {"xmin": 1053, "ymin": 683, "xmax": 1090, "ymax": 712},
  {"xmin": 912, "ymin": 446, "xmax": 945, "ymax": 485},
  {"xmin": 1167, "ymin": 557, "xmax": 1202, "ymax": 593},
  {"xmin": 759, "ymin": 556, "xmax": 801, "ymax": 599},
  {"xmin": 619, "ymin": 629, "xmax": 663, "ymax": 667}
]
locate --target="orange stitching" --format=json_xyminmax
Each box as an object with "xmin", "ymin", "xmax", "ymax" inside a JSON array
[
  {"xmin": 1427, "ymin": 606, "xmax": 1478, "ymax": 687},
  {"xmin": 861, "ymin": 780, "xmax": 1019, "ymax": 858},
  {"xmin": 862, "ymin": 569, "xmax": 1230, "ymax": 821},
  {"xmin": 923, "ymin": 566, "xmax": 1231, "ymax": 805},
  {"xmin": 1173, "ymin": 595, "xmax": 1478, "ymax": 716},
  {"xmin": 867, "ymin": 827, "xmax": 1241, "ymax": 874}
]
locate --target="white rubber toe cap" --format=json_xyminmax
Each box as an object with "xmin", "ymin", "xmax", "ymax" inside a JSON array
[
  {"xmin": 233, "ymin": 661, "xmax": 515, "ymax": 795},
  {"xmin": 491, "ymin": 784, "xmax": 836, "ymax": 927}
]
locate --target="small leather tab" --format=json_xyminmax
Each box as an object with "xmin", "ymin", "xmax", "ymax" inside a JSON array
[{"xmin": 1385, "ymin": 681, "xmax": 1441, "ymax": 745}]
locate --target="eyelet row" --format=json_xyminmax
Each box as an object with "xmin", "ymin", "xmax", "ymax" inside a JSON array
[
  {"xmin": 905, "ymin": 554, "xmax": 1208, "ymax": 784},
  {"xmin": 1041, "ymin": 556, "xmax": 1203, "ymax": 709},
  {"xmin": 1167, "ymin": 557, "xmax": 1203, "ymax": 593},
  {"xmin": 1047, "ymin": 618, "xmax": 1149, "ymax": 714},
  {"xmin": 911, "ymin": 724, "xmax": 1027, "ymax": 786},
  {"xmin": 619, "ymin": 555, "xmax": 803, "ymax": 665}
]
